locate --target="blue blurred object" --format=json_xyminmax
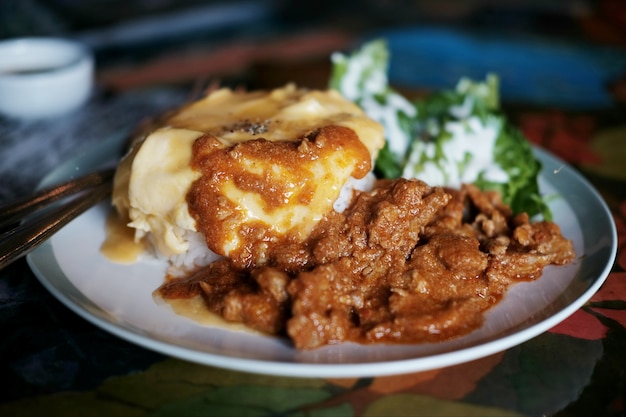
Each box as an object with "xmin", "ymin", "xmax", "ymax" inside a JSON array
[{"xmin": 366, "ymin": 27, "xmax": 626, "ymax": 108}]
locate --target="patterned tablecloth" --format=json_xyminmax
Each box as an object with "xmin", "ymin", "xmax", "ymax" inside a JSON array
[{"xmin": 0, "ymin": 6, "xmax": 625, "ymax": 416}]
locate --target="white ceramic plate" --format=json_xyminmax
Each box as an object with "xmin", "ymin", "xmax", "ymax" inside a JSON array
[{"xmin": 27, "ymin": 132, "xmax": 617, "ymax": 378}]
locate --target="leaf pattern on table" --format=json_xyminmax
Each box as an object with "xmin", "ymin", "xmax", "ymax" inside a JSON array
[
  {"xmin": 463, "ymin": 333, "xmax": 603, "ymax": 416},
  {"xmin": 587, "ymin": 272, "xmax": 626, "ymax": 327},
  {"xmin": 0, "ymin": 359, "xmax": 340, "ymax": 417},
  {"xmin": 148, "ymin": 385, "xmax": 336, "ymax": 417},
  {"xmin": 582, "ymin": 125, "xmax": 626, "ymax": 181},
  {"xmin": 361, "ymin": 351, "xmax": 504, "ymax": 399},
  {"xmin": 0, "ymin": 352, "xmax": 520, "ymax": 417},
  {"xmin": 548, "ymin": 309, "xmax": 609, "ymax": 340},
  {"xmin": 361, "ymin": 393, "xmax": 522, "ymax": 417},
  {"xmin": 549, "ymin": 272, "xmax": 626, "ymax": 339},
  {"xmin": 517, "ymin": 110, "xmax": 600, "ymax": 165},
  {"xmin": 364, "ymin": 369, "xmax": 441, "ymax": 394}
]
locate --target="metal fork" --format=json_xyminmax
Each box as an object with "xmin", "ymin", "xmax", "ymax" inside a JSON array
[{"xmin": 0, "ymin": 168, "xmax": 115, "ymax": 270}]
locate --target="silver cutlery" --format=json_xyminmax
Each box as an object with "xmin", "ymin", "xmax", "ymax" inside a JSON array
[{"xmin": 0, "ymin": 168, "xmax": 115, "ymax": 270}]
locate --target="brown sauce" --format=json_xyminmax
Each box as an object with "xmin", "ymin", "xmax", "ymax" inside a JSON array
[
  {"xmin": 187, "ymin": 125, "xmax": 372, "ymax": 269},
  {"xmin": 100, "ymin": 210, "xmax": 145, "ymax": 264},
  {"xmin": 104, "ymin": 85, "xmax": 576, "ymax": 350},
  {"xmin": 157, "ymin": 178, "xmax": 576, "ymax": 349},
  {"xmin": 163, "ymin": 295, "xmax": 262, "ymax": 334}
]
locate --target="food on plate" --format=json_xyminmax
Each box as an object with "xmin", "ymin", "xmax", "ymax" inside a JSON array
[
  {"xmin": 331, "ymin": 40, "xmax": 551, "ymax": 220},
  {"xmin": 156, "ymin": 178, "xmax": 574, "ymax": 348},
  {"xmin": 111, "ymin": 84, "xmax": 384, "ymax": 272},
  {"xmin": 104, "ymin": 41, "xmax": 575, "ymax": 349}
]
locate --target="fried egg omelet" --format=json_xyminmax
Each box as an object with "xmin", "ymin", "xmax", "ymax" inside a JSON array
[{"xmin": 110, "ymin": 84, "xmax": 385, "ymax": 271}]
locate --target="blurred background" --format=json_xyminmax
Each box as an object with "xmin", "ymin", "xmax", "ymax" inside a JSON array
[
  {"xmin": 0, "ymin": 0, "xmax": 625, "ymax": 202},
  {"xmin": 3, "ymin": 0, "xmax": 624, "ymax": 43},
  {"xmin": 1, "ymin": 0, "xmax": 624, "ymax": 98}
]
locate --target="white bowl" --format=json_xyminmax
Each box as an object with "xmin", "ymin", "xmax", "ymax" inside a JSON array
[{"xmin": 0, "ymin": 37, "xmax": 94, "ymax": 120}]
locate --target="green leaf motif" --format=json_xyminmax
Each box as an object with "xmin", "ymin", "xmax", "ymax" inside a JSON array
[
  {"xmin": 0, "ymin": 359, "xmax": 334, "ymax": 417},
  {"xmin": 0, "ymin": 392, "xmax": 145, "ymax": 417},
  {"xmin": 149, "ymin": 385, "xmax": 335, "ymax": 417},
  {"xmin": 464, "ymin": 333, "xmax": 603, "ymax": 415},
  {"xmin": 362, "ymin": 394, "xmax": 522, "ymax": 417},
  {"xmin": 587, "ymin": 299, "xmax": 626, "ymax": 310},
  {"xmin": 309, "ymin": 403, "xmax": 354, "ymax": 417},
  {"xmin": 583, "ymin": 126, "xmax": 626, "ymax": 181},
  {"xmin": 96, "ymin": 358, "xmax": 329, "ymax": 410}
]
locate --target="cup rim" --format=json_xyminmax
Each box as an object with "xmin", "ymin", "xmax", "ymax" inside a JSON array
[
  {"xmin": 0, "ymin": 37, "xmax": 92, "ymax": 80},
  {"xmin": 0, "ymin": 37, "xmax": 94, "ymax": 119}
]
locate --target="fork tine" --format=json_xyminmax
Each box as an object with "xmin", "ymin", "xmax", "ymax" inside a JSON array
[
  {"xmin": 0, "ymin": 180, "xmax": 113, "ymax": 270},
  {"xmin": 0, "ymin": 168, "xmax": 115, "ymax": 230}
]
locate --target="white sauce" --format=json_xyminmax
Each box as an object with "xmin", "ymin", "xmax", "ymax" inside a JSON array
[
  {"xmin": 360, "ymin": 95, "xmax": 414, "ymax": 161},
  {"xmin": 402, "ymin": 115, "xmax": 509, "ymax": 188},
  {"xmin": 332, "ymin": 49, "xmax": 415, "ymax": 162}
]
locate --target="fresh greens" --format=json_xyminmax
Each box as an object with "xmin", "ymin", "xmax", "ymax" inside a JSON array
[
  {"xmin": 330, "ymin": 40, "xmax": 416, "ymax": 178},
  {"xmin": 330, "ymin": 39, "xmax": 551, "ymax": 220}
]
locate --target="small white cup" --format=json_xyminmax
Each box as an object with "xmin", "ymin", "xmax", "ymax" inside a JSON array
[{"xmin": 0, "ymin": 37, "xmax": 94, "ymax": 120}]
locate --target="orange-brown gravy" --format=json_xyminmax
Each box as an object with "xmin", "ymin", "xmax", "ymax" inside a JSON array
[
  {"xmin": 164, "ymin": 295, "xmax": 262, "ymax": 334},
  {"xmin": 187, "ymin": 125, "xmax": 372, "ymax": 269},
  {"xmin": 101, "ymin": 210, "xmax": 145, "ymax": 264},
  {"xmin": 157, "ymin": 179, "xmax": 576, "ymax": 349}
]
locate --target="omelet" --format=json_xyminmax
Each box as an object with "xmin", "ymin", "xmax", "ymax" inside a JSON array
[{"xmin": 111, "ymin": 84, "xmax": 385, "ymax": 270}]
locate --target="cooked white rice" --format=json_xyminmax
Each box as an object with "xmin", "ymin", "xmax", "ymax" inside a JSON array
[
  {"xmin": 166, "ymin": 230, "xmax": 222, "ymax": 277},
  {"xmin": 333, "ymin": 172, "xmax": 376, "ymax": 212}
]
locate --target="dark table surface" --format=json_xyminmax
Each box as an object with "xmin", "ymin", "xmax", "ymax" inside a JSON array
[{"xmin": 1, "ymin": 2, "xmax": 625, "ymax": 416}]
